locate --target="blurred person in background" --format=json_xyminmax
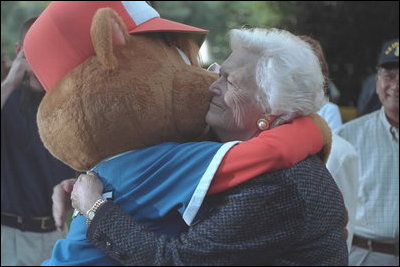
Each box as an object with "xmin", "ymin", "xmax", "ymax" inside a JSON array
[
  {"xmin": 337, "ymin": 38, "xmax": 399, "ymax": 266},
  {"xmin": 299, "ymin": 36, "xmax": 344, "ymax": 131},
  {"xmin": 301, "ymin": 35, "xmax": 359, "ymax": 252},
  {"xmin": 318, "ymin": 80, "xmax": 343, "ymax": 131},
  {"xmin": 357, "ymin": 73, "xmax": 381, "ymax": 116},
  {"xmin": 1, "ymin": 17, "xmax": 76, "ymax": 266},
  {"xmin": 1, "ymin": 53, "xmax": 12, "ymax": 82}
]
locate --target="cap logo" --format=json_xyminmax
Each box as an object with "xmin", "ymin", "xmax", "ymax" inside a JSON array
[{"xmin": 384, "ymin": 41, "xmax": 399, "ymax": 56}]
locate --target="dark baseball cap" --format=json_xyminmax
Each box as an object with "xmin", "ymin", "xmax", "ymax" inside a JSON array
[{"xmin": 377, "ymin": 38, "xmax": 399, "ymax": 67}]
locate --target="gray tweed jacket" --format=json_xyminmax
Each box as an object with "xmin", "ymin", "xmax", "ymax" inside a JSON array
[{"xmin": 87, "ymin": 155, "xmax": 348, "ymax": 266}]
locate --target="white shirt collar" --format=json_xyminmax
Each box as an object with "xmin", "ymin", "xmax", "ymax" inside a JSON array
[{"xmin": 379, "ymin": 107, "xmax": 399, "ymax": 143}]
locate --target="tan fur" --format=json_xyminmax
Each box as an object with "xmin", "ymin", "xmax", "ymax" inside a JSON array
[
  {"xmin": 91, "ymin": 8, "xmax": 129, "ymax": 69},
  {"xmin": 37, "ymin": 8, "xmax": 216, "ymax": 171}
]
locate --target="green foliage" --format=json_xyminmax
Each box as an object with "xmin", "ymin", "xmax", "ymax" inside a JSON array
[
  {"xmin": 2, "ymin": 1, "xmax": 398, "ymax": 105},
  {"xmin": 1, "ymin": 1, "xmax": 49, "ymax": 58},
  {"xmin": 155, "ymin": 1, "xmax": 290, "ymax": 64}
]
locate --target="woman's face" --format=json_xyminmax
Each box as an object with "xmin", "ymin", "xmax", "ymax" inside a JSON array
[{"xmin": 206, "ymin": 48, "xmax": 266, "ymax": 142}]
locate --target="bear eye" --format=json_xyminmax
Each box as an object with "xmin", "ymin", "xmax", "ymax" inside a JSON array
[{"xmin": 176, "ymin": 47, "xmax": 191, "ymax": 65}]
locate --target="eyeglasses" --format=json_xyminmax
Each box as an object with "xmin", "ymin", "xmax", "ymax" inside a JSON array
[{"xmin": 207, "ymin": 62, "xmax": 221, "ymax": 73}]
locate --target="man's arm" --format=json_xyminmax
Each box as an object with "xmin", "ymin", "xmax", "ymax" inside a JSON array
[
  {"xmin": 87, "ymin": 173, "xmax": 304, "ymax": 266},
  {"xmin": 1, "ymin": 50, "xmax": 30, "ymax": 109}
]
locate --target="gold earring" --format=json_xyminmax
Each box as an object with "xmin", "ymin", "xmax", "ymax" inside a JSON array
[{"xmin": 257, "ymin": 118, "xmax": 270, "ymax": 131}]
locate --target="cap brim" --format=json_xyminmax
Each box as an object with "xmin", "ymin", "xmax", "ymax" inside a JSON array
[
  {"xmin": 129, "ymin": 17, "xmax": 208, "ymax": 45},
  {"xmin": 378, "ymin": 59, "xmax": 399, "ymax": 67}
]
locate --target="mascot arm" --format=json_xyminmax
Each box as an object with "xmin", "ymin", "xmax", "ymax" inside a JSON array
[{"xmin": 208, "ymin": 114, "xmax": 331, "ymax": 194}]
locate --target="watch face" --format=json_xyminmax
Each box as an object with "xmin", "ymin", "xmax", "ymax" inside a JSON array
[{"xmin": 88, "ymin": 210, "xmax": 95, "ymax": 220}]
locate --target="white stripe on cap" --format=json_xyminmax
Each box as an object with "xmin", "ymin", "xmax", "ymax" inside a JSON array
[{"xmin": 121, "ymin": 1, "xmax": 160, "ymax": 25}]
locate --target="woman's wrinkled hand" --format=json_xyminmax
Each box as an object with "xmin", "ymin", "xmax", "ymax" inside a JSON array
[{"xmin": 71, "ymin": 172, "xmax": 103, "ymax": 217}]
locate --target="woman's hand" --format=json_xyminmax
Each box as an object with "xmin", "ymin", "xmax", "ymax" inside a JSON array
[
  {"xmin": 71, "ymin": 172, "xmax": 103, "ymax": 217},
  {"xmin": 52, "ymin": 178, "xmax": 77, "ymax": 231}
]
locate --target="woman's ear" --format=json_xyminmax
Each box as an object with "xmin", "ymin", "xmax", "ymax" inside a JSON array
[{"xmin": 90, "ymin": 8, "xmax": 129, "ymax": 69}]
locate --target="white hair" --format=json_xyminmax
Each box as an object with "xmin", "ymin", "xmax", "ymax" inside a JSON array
[{"xmin": 229, "ymin": 28, "xmax": 326, "ymax": 127}]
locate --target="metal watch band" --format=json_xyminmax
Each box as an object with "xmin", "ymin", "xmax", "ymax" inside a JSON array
[{"xmin": 86, "ymin": 198, "xmax": 108, "ymax": 226}]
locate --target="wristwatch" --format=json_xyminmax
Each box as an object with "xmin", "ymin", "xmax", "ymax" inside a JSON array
[{"xmin": 86, "ymin": 198, "xmax": 108, "ymax": 226}]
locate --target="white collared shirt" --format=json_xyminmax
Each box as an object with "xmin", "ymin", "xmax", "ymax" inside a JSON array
[
  {"xmin": 318, "ymin": 102, "xmax": 343, "ymax": 131},
  {"xmin": 326, "ymin": 133, "xmax": 359, "ymax": 250},
  {"xmin": 336, "ymin": 107, "xmax": 399, "ymax": 243}
]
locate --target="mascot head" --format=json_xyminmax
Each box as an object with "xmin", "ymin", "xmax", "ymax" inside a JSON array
[{"xmin": 24, "ymin": 1, "xmax": 217, "ymax": 171}]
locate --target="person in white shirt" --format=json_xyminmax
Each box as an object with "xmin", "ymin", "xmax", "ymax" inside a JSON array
[
  {"xmin": 337, "ymin": 38, "xmax": 399, "ymax": 266},
  {"xmin": 299, "ymin": 36, "xmax": 343, "ymax": 131},
  {"xmin": 300, "ymin": 36, "xmax": 359, "ymax": 251},
  {"xmin": 327, "ymin": 133, "xmax": 359, "ymax": 250},
  {"xmin": 318, "ymin": 98, "xmax": 343, "ymax": 131}
]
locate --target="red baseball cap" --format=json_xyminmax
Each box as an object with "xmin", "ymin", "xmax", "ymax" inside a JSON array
[{"xmin": 24, "ymin": 1, "xmax": 208, "ymax": 92}]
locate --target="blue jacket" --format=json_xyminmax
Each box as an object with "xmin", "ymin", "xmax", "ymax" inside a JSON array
[{"xmin": 43, "ymin": 141, "xmax": 237, "ymax": 266}]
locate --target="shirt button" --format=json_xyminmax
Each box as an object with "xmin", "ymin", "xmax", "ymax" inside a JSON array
[{"xmin": 105, "ymin": 241, "xmax": 112, "ymax": 249}]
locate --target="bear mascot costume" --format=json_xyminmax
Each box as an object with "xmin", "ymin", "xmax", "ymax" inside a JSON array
[{"xmin": 24, "ymin": 1, "xmax": 332, "ymax": 265}]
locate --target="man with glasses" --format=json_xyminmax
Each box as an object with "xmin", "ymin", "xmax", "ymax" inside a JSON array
[{"xmin": 337, "ymin": 38, "xmax": 399, "ymax": 266}]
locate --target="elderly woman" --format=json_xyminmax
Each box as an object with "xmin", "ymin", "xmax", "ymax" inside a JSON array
[{"xmin": 67, "ymin": 28, "xmax": 348, "ymax": 266}]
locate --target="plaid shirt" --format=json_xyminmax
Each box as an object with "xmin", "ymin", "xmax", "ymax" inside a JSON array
[
  {"xmin": 88, "ymin": 156, "xmax": 348, "ymax": 266},
  {"xmin": 337, "ymin": 108, "xmax": 399, "ymax": 242}
]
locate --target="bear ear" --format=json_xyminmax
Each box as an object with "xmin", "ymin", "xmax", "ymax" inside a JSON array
[{"xmin": 90, "ymin": 8, "xmax": 129, "ymax": 69}]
